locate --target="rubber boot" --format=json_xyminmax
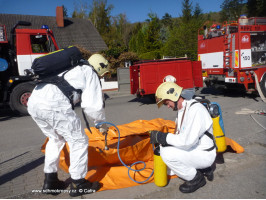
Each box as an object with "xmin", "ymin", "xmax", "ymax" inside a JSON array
[
  {"xmin": 69, "ymin": 178, "xmax": 101, "ymax": 197},
  {"xmin": 199, "ymin": 167, "xmax": 214, "ymax": 181},
  {"xmin": 179, "ymin": 170, "xmax": 206, "ymax": 193},
  {"xmin": 42, "ymin": 173, "xmax": 66, "ymax": 195}
]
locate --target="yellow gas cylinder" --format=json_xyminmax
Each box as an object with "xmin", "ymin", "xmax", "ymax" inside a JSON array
[
  {"xmin": 212, "ymin": 115, "xmax": 227, "ymax": 153},
  {"xmin": 154, "ymin": 145, "xmax": 167, "ymax": 187}
]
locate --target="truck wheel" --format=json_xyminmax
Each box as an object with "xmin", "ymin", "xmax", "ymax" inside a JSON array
[
  {"xmin": 260, "ymin": 74, "xmax": 266, "ymax": 98},
  {"xmin": 9, "ymin": 82, "xmax": 36, "ymax": 115}
]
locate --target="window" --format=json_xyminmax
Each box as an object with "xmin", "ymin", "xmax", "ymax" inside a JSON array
[
  {"xmin": 30, "ymin": 34, "xmax": 49, "ymax": 53},
  {"xmin": 251, "ymin": 33, "xmax": 266, "ymax": 66}
]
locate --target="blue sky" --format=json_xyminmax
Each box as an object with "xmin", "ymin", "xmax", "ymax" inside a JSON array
[{"xmin": 0, "ymin": 0, "xmax": 224, "ymax": 23}]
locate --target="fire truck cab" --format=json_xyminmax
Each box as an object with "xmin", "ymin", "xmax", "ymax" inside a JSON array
[
  {"xmin": 198, "ymin": 16, "xmax": 266, "ymax": 99},
  {"xmin": 0, "ymin": 21, "xmax": 59, "ymax": 115}
]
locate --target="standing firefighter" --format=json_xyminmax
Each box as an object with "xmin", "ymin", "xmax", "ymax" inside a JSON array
[
  {"xmin": 27, "ymin": 50, "xmax": 110, "ymax": 197},
  {"xmin": 150, "ymin": 82, "xmax": 216, "ymax": 193}
]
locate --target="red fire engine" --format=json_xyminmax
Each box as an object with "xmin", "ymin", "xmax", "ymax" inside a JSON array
[
  {"xmin": 130, "ymin": 59, "xmax": 203, "ymax": 97},
  {"xmin": 198, "ymin": 16, "xmax": 266, "ymax": 100},
  {"xmin": 0, "ymin": 21, "xmax": 59, "ymax": 115}
]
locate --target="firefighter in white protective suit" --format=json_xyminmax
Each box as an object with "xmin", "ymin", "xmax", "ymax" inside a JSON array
[
  {"xmin": 27, "ymin": 53, "xmax": 110, "ymax": 197},
  {"xmin": 150, "ymin": 82, "xmax": 216, "ymax": 193}
]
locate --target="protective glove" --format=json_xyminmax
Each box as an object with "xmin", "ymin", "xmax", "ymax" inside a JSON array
[
  {"xmin": 97, "ymin": 124, "xmax": 108, "ymax": 135},
  {"xmin": 149, "ymin": 130, "xmax": 168, "ymax": 146}
]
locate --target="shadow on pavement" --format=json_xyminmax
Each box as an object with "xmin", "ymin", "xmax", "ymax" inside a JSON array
[
  {"xmin": 0, "ymin": 105, "xmax": 24, "ymax": 122},
  {"xmin": 0, "ymin": 156, "xmax": 44, "ymax": 186},
  {"xmin": 200, "ymin": 87, "xmax": 259, "ymax": 101},
  {"xmin": 129, "ymin": 94, "xmax": 156, "ymax": 105},
  {"xmin": 0, "ymin": 152, "xmax": 30, "ymax": 165}
]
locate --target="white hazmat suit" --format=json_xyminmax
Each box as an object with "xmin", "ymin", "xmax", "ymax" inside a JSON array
[
  {"xmin": 160, "ymin": 99, "xmax": 216, "ymax": 181},
  {"xmin": 28, "ymin": 64, "xmax": 105, "ymax": 180}
]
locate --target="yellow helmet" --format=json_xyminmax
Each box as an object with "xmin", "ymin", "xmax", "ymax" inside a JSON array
[
  {"xmin": 155, "ymin": 82, "xmax": 183, "ymax": 108},
  {"xmin": 88, "ymin": 54, "xmax": 110, "ymax": 77}
]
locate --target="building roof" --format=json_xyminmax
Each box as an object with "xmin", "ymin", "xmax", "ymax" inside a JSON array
[{"xmin": 0, "ymin": 13, "xmax": 108, "ymax": 53}]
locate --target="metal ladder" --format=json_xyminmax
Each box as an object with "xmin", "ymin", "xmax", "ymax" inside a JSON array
[
  {"xmin": 223, "ymin": 33, "xmax": 235, "ymax": 76},
  {"xmin": 223, "ymin": 34, "xmax": 231, "ymax": 68}
]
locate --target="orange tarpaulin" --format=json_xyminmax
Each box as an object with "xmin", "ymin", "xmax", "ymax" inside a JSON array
[{"xmin": 41, "ymin": 118, "xmax": 244, "ymax": 192}]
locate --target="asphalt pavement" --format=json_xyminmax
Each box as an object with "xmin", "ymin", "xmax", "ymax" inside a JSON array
[{"xmin": 0, "ymin": 87, "xmax": 265, "ymax": 199}]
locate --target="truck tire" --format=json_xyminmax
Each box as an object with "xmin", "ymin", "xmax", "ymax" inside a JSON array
[
  {"xmin": 260, "ymin": 74, "xmax": 266, "ymax": 98},
  {"xmin": 9, "ymin": 82, "xmax": 36, "ymax": 115}
]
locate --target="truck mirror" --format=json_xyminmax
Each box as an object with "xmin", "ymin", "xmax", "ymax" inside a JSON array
[{"xmin": 17, "ymin": 21, "xmax": 31, "ymax": 26}]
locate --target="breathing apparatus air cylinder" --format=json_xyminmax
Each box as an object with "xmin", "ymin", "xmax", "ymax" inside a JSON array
[
  {"xmin": 212, "ymin": 115, "xmax": 227, "ymax": 153},
  {"xmin": 209, "ymin": 102, "xmax": 227, "ymax": 153},
  {"xmin": 153, "ymin": 144, "xmax": 167, "ymax": 187}
]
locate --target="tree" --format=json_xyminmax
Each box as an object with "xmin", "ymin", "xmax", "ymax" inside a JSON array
[
  {"xmin": 62, "ymin": 5, "xmax": 68, "ymax": 17},
  {"xmin": 181, "ymin": 0, "xmax": 193, "ymax": 23},
  {"xmin": 72, "ymin": 1, "xmax": 88, "ymax": 19},
  {"xmin": 128, "ymin": 23, "xmax": 143, "ymax": 52},
  {"xmin": 220, "ymin": 0, "xmax": 247, "ymax": 21},
  {"xmin": 129, "ymin": 12, "xmax": 163, "ymax": 59},
  {"xmin": 71, "ymin": 0, "xmax": 138, "ymax": 72},
  {"xmin": 110, "ymin": 13, "xmax": 130, "ymax": 47},
  {"xmin": 162, "ymin": 0, "xmax": 204, "ymax": 60},
  {"xmin": 89, "ymin": 0, "xmax": 113, "ymax": 38},
  {"xmin": 162, "ymin": 13, "xmax": 173, "ymax": 28},
  {"xmin": 163, "ymin": 19, "xmax": 200, "ymax": 60},
  {"xmin": 247, "ymin": 0, "xmax": 266, "ymax": 17},
  {"xmin": 159, "ymin": 26, "xmax": 170, "ymax": 45},
  {"xmin": 129, "ymin": 24, "xmax": 147, "ymax": 54},
  {"xmin": 193, "ymin": 3, "xmax": 202, "ymax": 18},
  {"xmin": 145, "ymin": 12, "xmax": 162, "ymax": 51}
]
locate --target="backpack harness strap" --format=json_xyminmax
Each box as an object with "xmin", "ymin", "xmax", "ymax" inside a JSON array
[
  {"xmin": 204, "ymin": 131, "xmax": 217, "ymax": 151},
  {"xmin": 190, "ymin": 101, "xmax": 217, "ymax": 151},
  {"xmin": 37, "ymin": 60, "xmax": 102, "ymax": 134},
  {"xmin": 39, "ymin": 70, "xmax": 82, "ymax": 110}
]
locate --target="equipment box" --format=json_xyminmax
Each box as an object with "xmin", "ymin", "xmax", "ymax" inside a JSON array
[{"xmin": 130, "ymin": 59, "xmax": 203, "ymax": 97}]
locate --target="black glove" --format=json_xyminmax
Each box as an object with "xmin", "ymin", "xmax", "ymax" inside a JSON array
[{"xmin": 150, "ymin": 130, "xmax": 168, "ymax": 146}]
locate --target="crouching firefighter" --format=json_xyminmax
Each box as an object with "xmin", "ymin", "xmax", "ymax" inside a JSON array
[
  {"xmin": 27, "ymin": 47, "xmax": 110, "ymax": 197},
  {"xmin": 150, "ymin": 82, "xmax": 216, "ymax": 193}
]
